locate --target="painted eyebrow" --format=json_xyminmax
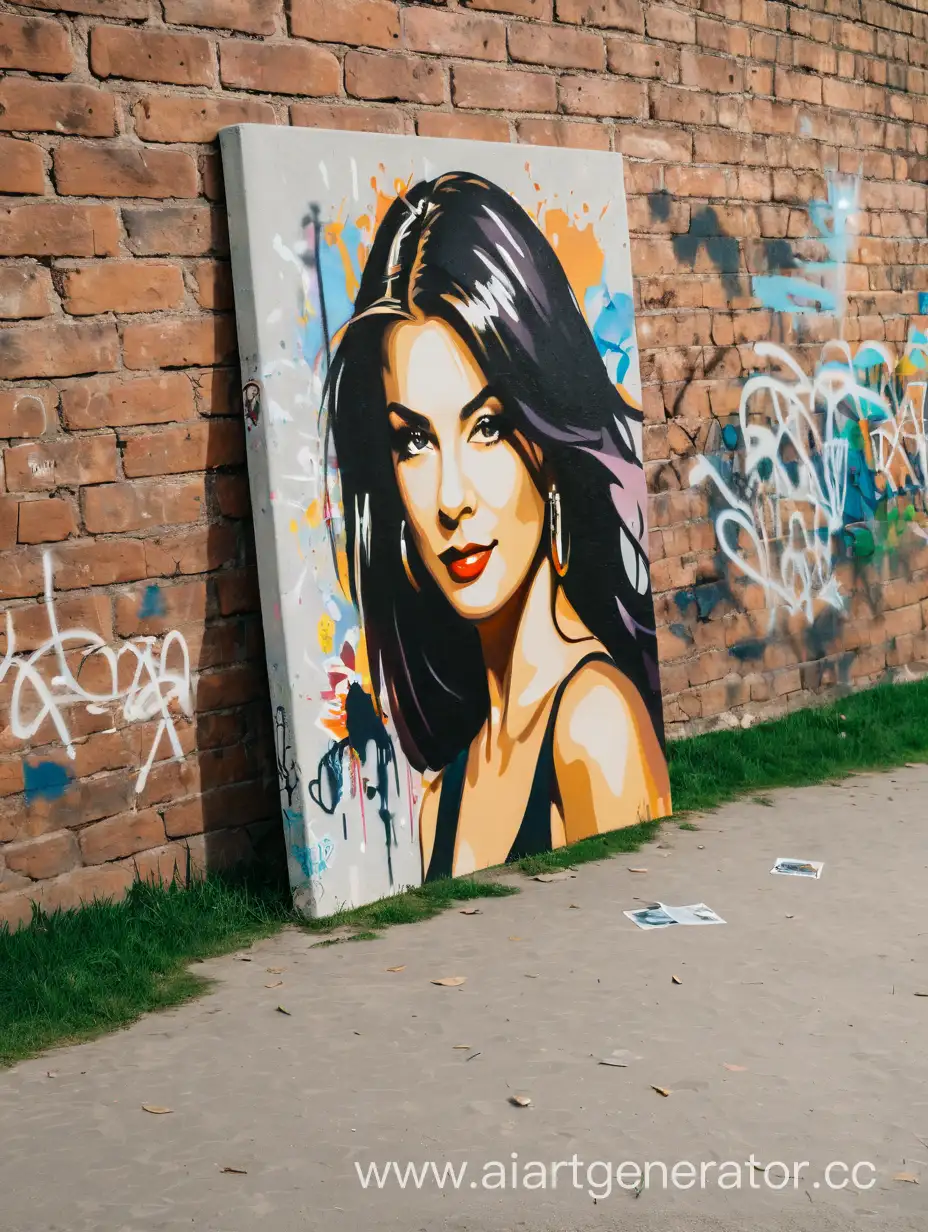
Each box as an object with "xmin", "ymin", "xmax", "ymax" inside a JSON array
[{"xmin": 386, "ymin": 386, "xmax": 497, "ymax": 430}]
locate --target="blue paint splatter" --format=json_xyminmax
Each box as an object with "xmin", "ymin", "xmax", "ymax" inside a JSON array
[
  {"xmin": 585, "ymin": 285, "xmax": 636, "ymax": 386},
  {"xmin": 730, "ymin": 639, "xmax": 766, "ymax": 662},
  {"xmin": 139, "ymin": 585, "xmax": 165, "ymax": 619},
  {"xmin": 919, "ymin": 293, "xmax": 928, "ymax": 315},
  {"xmin": 24, "ymin": 760, "xmax": 73, "ymax": 804}
]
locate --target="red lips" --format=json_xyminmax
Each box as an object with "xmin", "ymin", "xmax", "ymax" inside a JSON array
[{"xmin": 440, "ymin": 542, "xmax": 496, "ymax": 583}]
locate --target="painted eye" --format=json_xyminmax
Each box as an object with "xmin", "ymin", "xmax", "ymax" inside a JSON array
[
  {"xmin": 472, "ymin": 414, "xmax": 502, "ymax": 444},
  {"xmin": 404, "ymin": 429, "xmax": 431, "ymax": 456}
]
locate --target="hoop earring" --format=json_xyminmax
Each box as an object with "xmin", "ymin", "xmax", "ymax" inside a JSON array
[
  {"xmin": 400, "ymin": 521, "xmax": 421, "ymax": 592},
  {"xmin": 548, "ymin": 485, "xmax": 570, "ymax": 578}
]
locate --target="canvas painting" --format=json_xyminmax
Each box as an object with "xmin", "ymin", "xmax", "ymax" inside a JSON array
[{"xmin": 221, "ymin": 126, "xmax": 670, "ymax": 917}]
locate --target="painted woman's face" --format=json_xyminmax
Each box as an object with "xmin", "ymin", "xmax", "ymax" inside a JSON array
[{"xmin": 383, "ymin": 317, "xmax": 546, "ymax": 622}]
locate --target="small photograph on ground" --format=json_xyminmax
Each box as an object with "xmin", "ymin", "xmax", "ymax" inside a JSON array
[
  {"xmin": 771, "ymin": 858, "xmax": 824, "ymax": 879},
  {"xmin": 624, "ymin": 905, "xmax": 678, "ymax": 929},
  {"xmin": 664, "ymin": 902, "xmax": 727, "ymax": 926}
]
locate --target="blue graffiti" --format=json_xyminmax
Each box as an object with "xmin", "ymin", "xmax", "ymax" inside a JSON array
[
  {"xmin": 138, "ymin": 585, "xmax": 165, "ymax": 619},
  {"xmin": 283, "ymin": 806, "xmax": 334, "ymax": 880},
  {"xmin": 300, "ymin": 216, "xmax": 365, "ymax": 375},
  {"xmin": 919, "ymin": 292, "xmax": 928, "ymax": 315},
  {"xmin": 586, "ymin": 286, "xmax": 636, "ymax": 386},
  {"xmin": 24, "ymin": 760, "xmax": 73, "ymax": 804}
]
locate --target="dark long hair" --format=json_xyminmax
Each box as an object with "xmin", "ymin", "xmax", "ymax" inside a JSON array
[{"xmin": 324, "ymin": 172, "xmax": 663, "ymax": 771}]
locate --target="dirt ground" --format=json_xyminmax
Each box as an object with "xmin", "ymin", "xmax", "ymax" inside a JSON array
[{"xmin": 2, "ymin": 766, "xmax": 927, "ymax": 1232}]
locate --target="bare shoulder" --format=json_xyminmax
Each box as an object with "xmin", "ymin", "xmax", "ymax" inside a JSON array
[
  {"xmin": 418, "ymin": 767, "xmax": 444, "ymax": 875},
  {"xmin": 553, "ymin": 658, "xmax": 646, "ymax": 758}
]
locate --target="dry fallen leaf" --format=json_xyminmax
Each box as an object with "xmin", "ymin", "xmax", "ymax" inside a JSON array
[
  {"xmin": 524, "ymin": 973, "xmax": 539, "ymax": 978},
  {"xmin": 651, "ymin": 1086, "xmax": 671, "ymax": 1097},
  {"xmin": 628, "ymin": 867, "xmax": 649, "ymax": 874},
  {"xmin": 46, "ymin": 1071, "xmax": 58, "ymax": 1079},
  {"xmin": 142, "ymin": 1105, "xmax": 173, "ymax": 1115},
  {"xmin": 452, "ymin": 1044, "xmax": 471, "ymax": 1049},
  {"xmin": 431, "ymin": 976, "xmax": 466, "ymax": 987},
  {"xmin": 221, "ymin": 1166, "xmax": 247, "ymax": 1174},
  {"xmin": 235, "ymin": 956, "xmax": 252, "ymax": 962},
  {"xmin": 671, "ymin": 975, "xmax": 682, "ymax": 985},
  {"xmin": 265, "ymin": 980, "xmax": 283, "ymax": 989},
  {"xmin": 533, "ymin": 871, "xmax": 574, "ymax": 882},
  {"xmin": 569, "ymin": 903, "xmax": 580, "ymax": 909},
  {"xmin": 894, "ymin": 1173, "xmax": 919, "ymax": 1184},
  {"xmin": 459, "ymin": 908, "xmax": 481, "ymax": 915},
  {"xmin": 386, "ymin": 965, "xmax": 406, "ymax": 973},
  {"xmin": 266, "ymin": 967, "xmax": 284, "ymax": 974},
  {"xmin": 598, "ymin": 1058, "xmax": 628, "ymax": 1067},
  {"xmin": 723, "ymin": 1063, "xmax": 747, "ymax": 1072},
  {"xmin": 509, "ymin": 1094, "xmax": 532, "ymax": 1107},
  {"xmin": 915, "ymin": 992, "xmax": 928, "ymax": 997},
  {"xmin": 508, "ymin": 935, "xmax": 522, "ymax": 941},
  {"xmin": 276, "ymin": 1005, "xmax": 291, "ymax": 1016}
]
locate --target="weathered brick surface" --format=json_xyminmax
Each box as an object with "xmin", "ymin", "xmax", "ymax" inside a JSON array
[{"xmin": 2, "ymin": 0, "xmax": 928, "ymax": 927}]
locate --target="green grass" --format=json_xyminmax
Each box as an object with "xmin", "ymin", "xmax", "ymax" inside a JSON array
[{"xmin": 3, "ymin": 676, "xmax": 928, "ymax": 1066}]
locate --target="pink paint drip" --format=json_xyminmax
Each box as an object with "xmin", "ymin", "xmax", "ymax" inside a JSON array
[
  {"xmin": 405, "ymin": 762, "xmax": 415, "ymax": 843},
  {"xmin": 352, "ymin": 752, "xmax": 367, "ymax": 847}
]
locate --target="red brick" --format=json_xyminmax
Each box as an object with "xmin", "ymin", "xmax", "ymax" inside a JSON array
[
  {"xmin": 416, "ymin": 111, "xmax": 510, "ymax": 141},
  {"xmin": 290, "ymin": 0, "xmax": 400, "ymax": 49},
  {"xmin": 560, "ymin": 74, "xmax": 646, "ymax": 117},
  {"xmin": 163, "ymin": 0, "xmax": 279, "ymax": 34},
  {"xmin": 696, "ymin": 16, "xmax": 751, "ymax": 55},
  {"xmin": 555, "ymin": 0, "xmax": 643, "ymax": 33},
  {"xmin": 516, "ymin": 116, "xmax": 610, "ymax": 148},
  {"xmin": 60, "ymin": 373, "xmax": 195, "ymax": 429},
  {"xmin": 452, "ymin": 62, "xmax": 555, "ymax": 110},
  {"xmin": 79, "ymin": 809, "xmax": 167, "ymax": 865},
  {"xmin": 122, "ymin": 315, "xmax": 237, "ymax": 370},
  {"xmin": 0, "ymin": 266, "xmax": 55, "ymax": 319},
  {"xmin": 645, "ymin": 3, "xmax": 695, "ymax": 42},
  {"xmin": 133, "ymin": 95, "xmax": 276, "ymax": 143},
  {"xmin": 215, "ymin": 473, "xmax": 251, "ymax": 517},
  {"xmin": 404, "ymin": 8, "xmax": 506, "ymax": 60},
  {"xmin": 509, "ymin": 22, "xmax": 603, "ymax": 69},
  {"xmin": 216, "ymin": 568, "xmax": 259, "ymax": 614},
  {"xmin": 123, "ymin": 205, "xmax": 228, "ymax": 257},
  {"xmin": 651, "ymin": 83, "xmax": 717, "ymax": 126},
  {"xmin": 191, "ymin": 367, "xmax": 237, "ymax": 415},
  {"xmin": 0, "ymin": 758, "xmax": 25, "ymax": 797},
  {"xmin": 608, "ymin": 38, "xmax": 679, "ymax": 79},
  {"xmin": 0, "ymin": 204, "xmax": 119, "ymax": 258},
  {"xmin": 90, "ymin": 26, "xmax": 215, "ymax": 86},
  {"xmin": 0, "ymin": 388, "xmax": 54, "ymax": 437},
  {"xmin": 139, "ymin": 744, "xmax": 249, "ymax": 806},
  {"xmin": 0, "ymin": 137, "xmax": 45, "ymax": 195},
  {"xmin": 0, "ymin": 597, "xmax": 112, "ymax": 660},
  {"xmin": 0, "ymin": 80, "xmax": 116, "ymax": 136},
  {"xmin": 774, "ymin": 65, "xmax": 823, "ymax": 105},
  {"xmin": 0, "ymin": 548, "xmax": 44, "ymax": 600},
  {"xmin": 28, "ymin": 863, "xmax": 137, "ymax": 920},
  {"xmin": 8, "ymin": 0, "xmax": 146, "ymax": 15},
  {"xmin": 114, "ymin": 579, "xmax": 208, "ymax": 635},
  {"xmin": 615, "ymin": 125, "xmax": 693, "ymax": 162},
  {"xmin": 4, "ymin": 435, "xmax": 117, "ymax": 492},
  {"xmin": 143, "ymin": 523, "xmax": 238, "ymax": 577},
  {"xmin": 681, "ymin": 48, "xmax": 744, "ymax": 93},
  {"xmin": 0, "ymin": 320, "xmax": 119, "ymax": 381},
  {"xmin": 82, "ymin": 477, "xmax": 206, "ymax": 532},
  {"xmin": 162, "ymin": 777, "xmax": 273, "ymax": 837},
  {"xmin": 5, "ymin": 830, "xmax": 80, "ymax": 880},
  {"xmin": 0, "ymin": 14, "xmax": 73, "ymax": 72},
  {"xmin": 290, "ymin": 102, "xmax": 410, "ymax": 132},
  {"xmin": 346, "ymin": 50, "xmax": 445, "ymax": 103},
  {"xmin": 189, "ymin": 257, "xmax": 232, "ymax": 308},
  {"xmin": 54, "ymin": 144, "xmax": 199, "ymax": 200},
  {"xmin": 470, "ymin": 0, "xmax": 551, "ymax": 16},
  {"xmin": 18, "ymin": 496, "xmax": 78, "ymax": 543},
  {"xmin": 0, "ymin": 496, "xmax": 20, "ymax": 549},
  {"xmin": 122, "ymin": 421, "xmax": 244, "ymax": 477},
  {"xmin": 60, "ymin": 262, "xmax": 185, "ymax": 316},
  {"xmin": 220, "ymin": 39, "xmax": 340, "ymax": 94},
  {"xmin": 51, "ymin": 539, "xmax": 147, "ymax": 590}
]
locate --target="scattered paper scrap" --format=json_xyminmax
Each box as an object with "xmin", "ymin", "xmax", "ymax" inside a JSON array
[
  {"xmin": 386, "ymin": 965, "xmax": 406, "ymax": 973},
  {"xmin": 533, "ymin": 871, "xmax": 575, "ymax": 883},
  {"xmin": 431, "ymin": 977, "xmax": 466, "ymax": 987},
  {"xmin": 509, "ymin": 1095, "xmax": 532, "ymax": 1107},
  {"xmin": 651, "ymin": 1086, "xmax": 671, "ymax": 1097},
  {"xmin": 265, "ymin": 980, "xmax": 283, "ymax": 989},
  {"xmin": 628, "ymin": 867, "xmax": 648, "ymax": 874},
  {"xmin": 671, "ymin": 975, "xmax": 682, "ymax": 985},
  {"xmin": 771, "ymin": 858, "xmax": 824, "ymax": 879},
  {"xmin": 625, "ymin": 902, "xmax": 725, "ymax": 929},
  {"xmin": 142, "ymin": 1105, "xmax": 173, "ymax": 1115},
  {"xmin": 723, "ymin": 1063, "xmax": 747, "ymax": 1072},
  {"xmin": 893, "ymin": 1172, "xmax": 919, "ymax": 1184},
  {"xmin": 221, "ymin": 1166, "xmax": 247, "ymax": 1174},
  {"xmin": 276, "ymin": 1005, "xmax": 291, "ymax": 1015}
]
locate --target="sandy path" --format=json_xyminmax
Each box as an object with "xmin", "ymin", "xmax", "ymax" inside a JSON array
[{"xmin": 2, "ymin": 766, "xmax": 927, "ymax": 1231}]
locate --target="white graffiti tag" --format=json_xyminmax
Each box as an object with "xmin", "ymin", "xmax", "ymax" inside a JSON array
[
  {"xmin": 0, "ymin": 555, "xmax": 192, "ymax": 792},
  {"xmin": 691, "ymin": 337, "xmax": 928, "ymax": 629}
]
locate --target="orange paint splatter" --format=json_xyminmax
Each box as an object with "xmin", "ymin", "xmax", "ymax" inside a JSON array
[{"xmin": 542, "ymin": 208, "xmax": 605, "ymax": 313}]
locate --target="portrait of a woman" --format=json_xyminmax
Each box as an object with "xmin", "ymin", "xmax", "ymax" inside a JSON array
[{"xmin": 325, "ymin": 171, "xmax": 670, "ymax": 882}]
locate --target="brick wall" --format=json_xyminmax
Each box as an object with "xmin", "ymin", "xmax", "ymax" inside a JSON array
[{"xmin": 1, "ymin": 0, "xmax": 926, "ymax": 927}]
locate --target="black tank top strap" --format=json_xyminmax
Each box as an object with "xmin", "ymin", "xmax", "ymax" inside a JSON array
[
  {"xmin": 505, "ymin": 651, "xmax": 615, "ymax": 863},
  {"xmin": 424, "ymin": 651, "xmax": 616, "ymax": 880}
]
